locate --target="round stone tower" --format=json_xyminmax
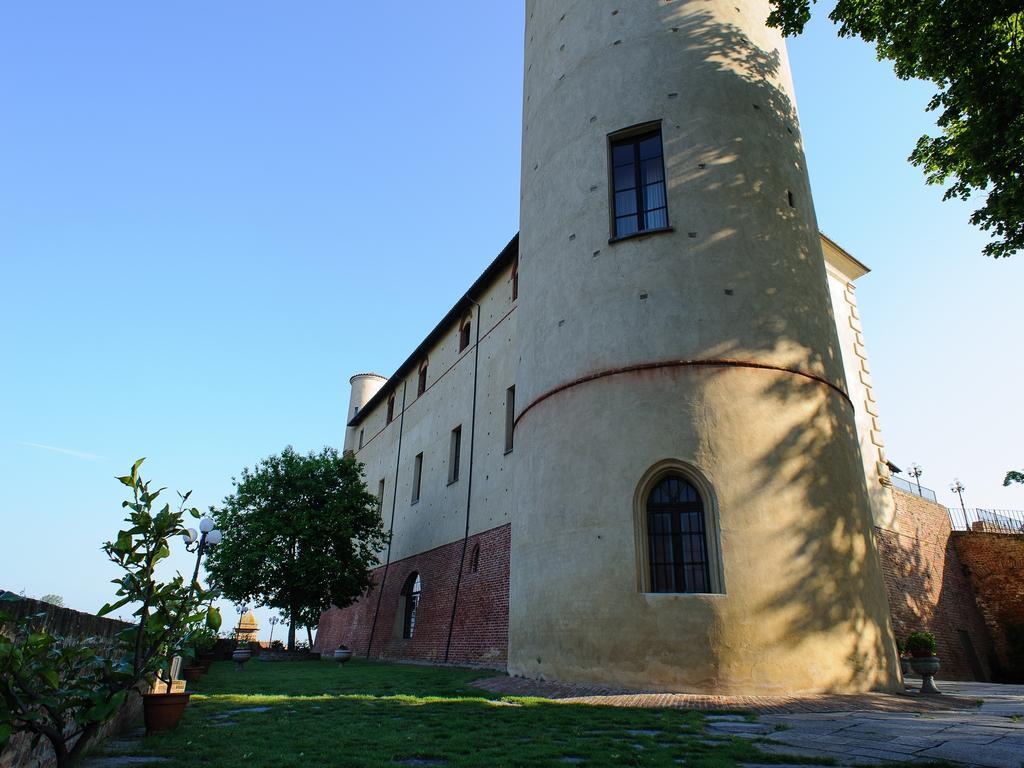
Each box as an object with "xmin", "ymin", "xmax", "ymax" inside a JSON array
[
  {"xmin": 511, "ymin": 0, "xmax": 900, "ymax": 693},
  {"xmin": 343, "ymin": 373, "xmax": 386, "ymax": 454}
]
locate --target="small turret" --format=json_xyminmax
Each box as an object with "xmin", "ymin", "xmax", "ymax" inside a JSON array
[{"xmin": 344, "ymin": 373, "xmax": 387, "ymax": 455}]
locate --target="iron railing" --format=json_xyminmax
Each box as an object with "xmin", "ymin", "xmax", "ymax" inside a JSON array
[
  {"xmin": 948, "ymin": 507, "xmax": 1024, "ymax": 533},
  {"xmin": 890, "ymin": 475, "xmax": 938, "ymax": 502}
]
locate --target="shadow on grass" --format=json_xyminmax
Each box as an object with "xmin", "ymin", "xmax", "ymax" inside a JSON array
[{"xmin": 129, "ymin": 661, "xmax": 837, "ymax": 768}]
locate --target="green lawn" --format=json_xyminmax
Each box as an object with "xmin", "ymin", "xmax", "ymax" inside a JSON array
[{"xmin": 133, "ymin": 659, "xmax": 822, "ymax": 768}]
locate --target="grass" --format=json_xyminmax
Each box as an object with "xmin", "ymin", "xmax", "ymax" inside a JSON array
[{"xmin": 131, "ymin": 658, "xmax": 828, "ymax": 768}]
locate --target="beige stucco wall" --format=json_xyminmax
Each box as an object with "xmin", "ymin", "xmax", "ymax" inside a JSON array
[
  {"xmin": 823, "ymin": 241, "xmax": 897, "ymax": 530},
  {"xmin": 347, "ymin": 263, "xmax": 517, "ymax": 565},
  {"xmin": 511, "ymin": 0, "xmax": 900, "ymax": 693}
]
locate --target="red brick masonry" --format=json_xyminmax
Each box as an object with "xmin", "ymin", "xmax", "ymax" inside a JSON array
[
  {"xmin": 473, "ymin": 676, "xmax": 978, "ymax": 714},
  {"xmin": 314, "ymin": 523, "xmax": 510, "ymax": 666},
  {"xmin": 952, "ymin": 531, "xmax": 1024, "ymax": 681},
  {"xmin": 874, "ymin": 490, "xmax": 995, "ymax": 681}
]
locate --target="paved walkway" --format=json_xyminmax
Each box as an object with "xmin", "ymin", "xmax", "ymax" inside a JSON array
[
  {"xmin": 475, "ymin": 676, "xmax": 1024, "ymax": 767},
  {"xmin": 473, "ymin": 675, "xmax": 977, "ymax": 714}
]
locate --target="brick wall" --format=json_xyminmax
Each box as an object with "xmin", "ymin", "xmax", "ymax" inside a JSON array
[
  {"xmin": 0, "ymin": 594, "xmax": 142, "ymax": 768},
  {"xmin": 314, "ymin": 523, "xmax": 510, "ymax": 666},
  {"xmin": 952, "ymin": 531, "xmax": 1024, "ymax": 681},
  {"xmin": 873, "ymin": 490, "xmax": 995, "ymax": 681}
]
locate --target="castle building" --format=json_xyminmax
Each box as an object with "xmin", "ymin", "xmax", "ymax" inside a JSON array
[{"xmin": 315, "ymin": 0, "xmax": 905, "ymax": 694}]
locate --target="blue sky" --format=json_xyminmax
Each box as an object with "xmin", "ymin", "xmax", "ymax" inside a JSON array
[{"xmin": 1, "ymin": 2, "xmax": 1021, "ymax": 634}]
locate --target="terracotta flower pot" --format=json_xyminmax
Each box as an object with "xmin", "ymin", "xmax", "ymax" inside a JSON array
[
  {"xmin": 232, "ymin": 648, "xmax": 252, "ymax": 670},
  {"xmin": 334, "ymin": 648, "xmax": 353, "ymax": 665},
  {"xmin": 182, "ymin": 665, "xmax": 205, "ymax": 682},
  {"xmin": 143, "ymin": 692, "xmax": 191, "ymax": 734}
]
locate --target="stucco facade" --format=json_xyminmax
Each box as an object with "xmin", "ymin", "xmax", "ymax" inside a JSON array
[{"xmin": 316, "ymin": 0, "xmax": 902, "ymax": 694}]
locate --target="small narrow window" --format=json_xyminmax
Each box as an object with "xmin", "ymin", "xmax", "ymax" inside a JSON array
[
  {"xmin": 470, "ymin": 544, "xmax": 480, "ymax": 573},
  {"xmin": 448, "ymin": 426, "xmax": 462, "ymax": 484},
  {"xmin": 512, "ymin": 259, "xmax": 519, "ymax": 301},
  {"xmin": 387, "ymin": 394, "xmax": 396, "ymax": 424},
  {"xmin": 610, "ymin": 127, "xmax": 668, "ymax": 238},
  {"xmin": 401, "ymin": 573, "xmax": 421, "ymax": 639},
  {"xmin": 417, "ymin": 359, "xmax": 428, "ymax": 397},
  {"xmin": 358, "ymin": 429, "xmax": 364, "ymax": 449},
  {"xmin": 412, "ymin": 452, "xmax": 423, "ymax": 504},
  {"xmin": 377, "ymin": 478, "xmax": 385, "ymax": 513},
  {"xmin": 787, "ymin": 190, "xmax": 795, "ymax": 208},
  {"xmin": 353, "ymin": 405, "xmax": 360, "ymax": 417},
  {"xmin": 504, "ymin": 386, "xmax": 515, "ymax": 454},
  {"xmin": 459, "ymin": 318, "xmax": 471, "ymax": 352}
]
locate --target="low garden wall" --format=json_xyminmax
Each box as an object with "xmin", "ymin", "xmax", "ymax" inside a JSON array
[{"xmin": 0, "ymin": 592, "xmax": 142, "ymax": 768}]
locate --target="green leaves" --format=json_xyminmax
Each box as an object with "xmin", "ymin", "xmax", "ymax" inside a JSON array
[{"xmin": 769, "ymin": 0, "xmax": 1023, "ymax": 258}]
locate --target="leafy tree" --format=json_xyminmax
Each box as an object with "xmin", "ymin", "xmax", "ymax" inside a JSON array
[
  {"xmin": 1005, "ymin": 470, "xmax": 1024, "ymax": 486},
  {"xmin": 205, "ymin": 446, "xmax": 389, "ymax": 651},
  {"xmin": 39, "ymin": 594, "xmax": 64, "ymax": 607},
  {"xmin": 0, "ymin": 460, "xmax": 220, "ymax": 767},
  {"xmin": 767, "ymin": 1, "xmax": 1023, "ymax": 258}
]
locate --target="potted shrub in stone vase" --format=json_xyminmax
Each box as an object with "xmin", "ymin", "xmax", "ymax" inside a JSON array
[
  {"xmin": 334, "ymin": 644, "xmax": 353, "ymax": 665},
  {"xmin": 905, "ymin": 631, "xmax": 941, "ymax": 694}
]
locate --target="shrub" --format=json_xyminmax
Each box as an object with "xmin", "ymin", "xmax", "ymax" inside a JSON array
[{"xmin": 905, "ymin": 631, "xmax": 937, "ymax": 657}]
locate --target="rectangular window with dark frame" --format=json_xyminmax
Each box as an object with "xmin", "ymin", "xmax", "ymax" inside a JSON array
[
  {"xmin": 448, "ymin": 426, "xmax": 462, "ymax": 484},
  {"xmin": 411, "ymin": 452, "xmax": 423, "ymax": 504},
  {"xmin": 610, "ymin": 127, "xmax": 668, "ymax": 239},
  {"xmin": 504, "ymin": 386, "xmax": 515, "ymax": 454},
  {"xmin": 358, "ymin": 429, "xmax": 364, "ymax": 449},
  {"xmin": 377, "ymin": 478, "xmax": 385, "ymax": 513}
]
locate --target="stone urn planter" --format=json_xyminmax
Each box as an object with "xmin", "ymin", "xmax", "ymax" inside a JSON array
[
  {"xmin": 334, "ymin": 647, "xmax": 353, "ymax": 666},
  {"xmin": 232, "ymin": 648, "xmax": 252, "ymax": 670},
  {"xmin": 181, "ymin": 665, "xmax": 205, "ymax": 682},
  {"xmin": 909, "ymin": 655, "xmax": 941, "ymax": 695},
  {"xmin": 143, "ymin": 692, "xmax": 191, "ymax": 734}
]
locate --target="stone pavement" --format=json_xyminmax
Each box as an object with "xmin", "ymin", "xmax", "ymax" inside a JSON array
[
  {"xmin": 475, "ymin": 676, "xmax": 1024, "ymax": 767},
  {"xmin": 752, "ymin": 681, "xmax": 1024, "ymax": 767}
]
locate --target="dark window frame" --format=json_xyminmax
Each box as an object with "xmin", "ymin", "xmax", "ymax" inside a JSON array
[
  {"xmin": 417, "ymin": 359, "xmax": 428, "ymax": 397},
  {"xmin": 401, "ymin": 572, "xmax": 421, "ymax": 639},
  {"xmin": 412, "ymin": 452, "xmax": 423, "ymax": 504},
  {"xmin": 609, "ymin": 124, "xmax": 671, "ymax": 241},
  {"xmin": 647, "ymin": 475, "xmax": 712, "ymax": 594},
  {"xmin": 448, "ymin": 425, "xmax": 462, "ymax": 485},
  {"xmin": 459, "ymin": 317, "xmax": 472, "ymax": 352},
  {"xmin": 511, "ymin": 259, "xmax": 519, "ymax": 301},
  {"xmin": 386, "ymin": 394, "xmax": 396, "ymax": 424},
  {"xmin": 504, "ymin": 385, "xmax": 515, "ymax": 454}
]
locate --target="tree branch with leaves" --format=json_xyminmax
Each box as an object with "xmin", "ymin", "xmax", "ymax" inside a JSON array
[{"xmin": 768, "ymin": 0, "xmax": 1023, "ymax": 258}]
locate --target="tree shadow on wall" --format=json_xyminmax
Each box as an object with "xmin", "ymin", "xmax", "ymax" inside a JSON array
[{"xmin": 645, "ymin": 5, "xmax": 900, "ymax": 691}]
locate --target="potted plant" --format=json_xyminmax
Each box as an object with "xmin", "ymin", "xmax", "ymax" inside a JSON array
[
  {"xmin": 905, "ymin": 631, "xmax": 941, "ymax": 694},
  {"xmin": 0, "ymin": 460, "xmax": 223, "ymax": 765},
  {"xmin": 101, "ymin": 460, "xmax": 223, "ymax": 732},
  {"xmin": 334, "ymin": 644, "xmax": 353, "ymax": 665}
]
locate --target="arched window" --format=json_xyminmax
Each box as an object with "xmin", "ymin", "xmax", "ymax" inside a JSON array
[
  {"xmin": 386, "ymin": 393, "xmax": 396, "ymax": 424},
  {"xmin": 401, "ymin": 572, "xmax": 421, "ymax": 639},
  {"xmin": 647, "ymin": 475, "xmax": 711, "ymax": 593},
  {"xmin": 459, "ymin": 317, "xmax": 472, "ymax": 352},
  {"xmin": 417, "ymin": 359, "xmax": 428, "ymax": 397},
  {"xmin": 470, "ymin": 543, "xmax": 480, "ymax": 573}
]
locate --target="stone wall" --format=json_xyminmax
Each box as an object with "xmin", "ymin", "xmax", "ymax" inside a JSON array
[
  {"xmin": 314, "ymin": 523, "xmax": 509, "ymax": 666},
  {"xmin": 0, "ymin": 594, "xmax": 141, "ymax": 768},
  {"xmin": 952, "ymin": 531, "xmax": 1024, "ymax": 681},
  {"xmin": 873, "ymin": 490, "xmax": 996, "ymax": 681}
]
